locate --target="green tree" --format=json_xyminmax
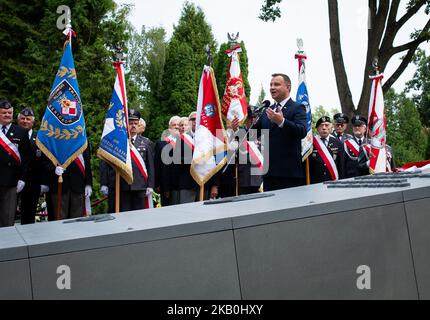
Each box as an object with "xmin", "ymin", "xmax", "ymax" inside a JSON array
[
  {"xmin": 154, "ymin": 2, "xmax": 217, "ymax": 139},
  {"xmin": 406, "ymin": 49, "xmax": 430, "ymax": 128},
  {"xmin": 385, "ymin": 89, "xmax": 428, "ymax": 165},
  {"xmin": 214, "ymin": 41, "xmax": 251, "ymax": 103},
  {"xmin": 127, "ymin": 25, "xmax": 167, "ymax": 140},
  {"xmin": 255, "ymin": 85, "xmax": 267, "ymax": 108},
  {"xmin": 259, "ymin": 1, "xmax": 430, "ymax": 120},
  {"xmin": 0, "ymin": 1, "xmax": 134, "ymax": 213}
]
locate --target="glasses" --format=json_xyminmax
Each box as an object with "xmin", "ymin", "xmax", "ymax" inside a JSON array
[{"xmin": 189, "ymin": 118, "xmax": 196, "ymax": 121}]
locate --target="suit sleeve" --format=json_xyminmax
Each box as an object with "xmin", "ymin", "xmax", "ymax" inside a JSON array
[{"xmin": 281, "ymin": 104, "xmax": 307, "ymax": 139}]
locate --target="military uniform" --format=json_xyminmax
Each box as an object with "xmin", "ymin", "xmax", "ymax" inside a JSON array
[
  {"xmin": 343, "ymin": 115, "xmax": 369, "ymax": 178},
  {"xmin": 16, "ymin": 107, "xmax": 48, "ymax": 224},
  {"xmin": 309, "ymin": 116, "xmax": 345, "ymax": 184},
  {"xmin": 333, "ymin": 113, "xmax": 353, "ymax": 142},
  {"xmin": 101, "ymin": 134, "xmax": 155, "ymax": 212},
  {"xmin": 0, "ymin": 101, "xmax": 31, "ymax": 227}
]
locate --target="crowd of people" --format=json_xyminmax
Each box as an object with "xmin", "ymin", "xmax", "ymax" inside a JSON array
[{"xmin": 0, "ymin": 73, "xmax": 396, "ymax": 228}]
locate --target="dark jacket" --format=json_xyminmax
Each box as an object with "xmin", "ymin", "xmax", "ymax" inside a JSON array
[
  {"xmin": 101, "ymin": 135, "xmax": 155, "ymax": 190},
  {"xmin": 309, "ymin": 135, "xmax": 345, "ymax": 184},
  {"xmin": 0, "ymin": 124, "xmax": 31, "ymax": 187},
  {"xmin": 344, "ymin": 136, "xmax": 369, "ymax": 178},
  {"xmin": 254, "ymin": 98, "xmax": 307, "ymax": 178},
  {"xmin": 45, "ymin": 145, "xmax": 93, "ymax": 194}
]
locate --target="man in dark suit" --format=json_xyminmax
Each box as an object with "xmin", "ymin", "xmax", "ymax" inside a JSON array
[
  {"xmin": 309, "ymin": 116, "xmax": 345, "ymax": 184},
  {"xmin": 17, "ymin": 107, "xmax": 49, "ymax": 224},
  {"xmin": 45, "ymin": 145, "xmax": 93, "ymax": 220},
  {"xmin": 253, "ymin": 73, "xmax": 307, "ymax": 191},
  {"xmin": 0, "ymin": 100, "xmax": 31, "ymax": 227},
  {"xmin": 101, "ymin": 109, "xmax": 155, "ymax": 212}
]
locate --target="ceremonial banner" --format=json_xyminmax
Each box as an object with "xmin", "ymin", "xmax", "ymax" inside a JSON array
[
  {"xmin": 367, "ymin": 74, "xmax": 387, "ymax": 174},
  {"xmin": 36, "ymin": 28, "xmax": 87, "ymax": 168},
  {"xmin": 191, "ymin": 66, "xmax": 227, "ymax": 186},
  {"xmin": 295, "ymin": 53, "xmax": 313, "ymax": 161},
  {"xmin": 97, "ymin": 61, "xmax": 133, "ymax": 184},
  {"xmin": 221, "ymin": 44, "xmax": 248, "ymax": 123}
]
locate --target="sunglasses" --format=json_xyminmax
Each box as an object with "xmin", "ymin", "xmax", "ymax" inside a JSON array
[{"xmin": 189, "ymin": 118, "xmax": 196, "ymax": 121}]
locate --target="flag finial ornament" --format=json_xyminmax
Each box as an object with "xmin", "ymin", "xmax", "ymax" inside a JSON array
[{"xmin": 227, "ymin": 32, "xmax": 240, "ymax": 49}]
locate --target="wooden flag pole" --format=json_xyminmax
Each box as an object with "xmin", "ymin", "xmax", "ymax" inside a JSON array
[
  {"xmin": 115, "ymin": 170, "xmax": 120, "ymax": 213},
  {"xmin": 56, "ymin": 175, "xmax": 63, "ymax": 221},
  {"xmin": 200, "ymin": 185, "xmax": 204, "ymax": 202},
  {"xmin": 305, "ymin": 158, "xmax": 310, "ymax": 185}
]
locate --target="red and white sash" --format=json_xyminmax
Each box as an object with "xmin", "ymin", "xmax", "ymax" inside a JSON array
[
  {"xmin": 344, "ymin": 139, "xmax": 360, "ymax": 158},
  {"xmin": 73, "ymin": 154, "xmax": 85, "ymax": 176},
  {"xmin": 0, "ymin": 129, "xmax": 21, "ymax": 165},
  {"xmin": 165, "ymin": 134, "xmax": 177, "ymax": 148},
  {"xmin": 130, "ymin": 143, "xmax": 148, "ymax": 181},
  {"xmin": 180, "ymin": 133, "xmax": 194, "ymax": 151},
  {"xmin": 246, "ymin": 141, "xmax": 264, "ymax": 173},
  {"xmin": 313, "ymin": 136, "xmax": 339, "ymax": 180}
]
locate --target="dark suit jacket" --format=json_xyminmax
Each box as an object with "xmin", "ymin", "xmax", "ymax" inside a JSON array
[
  {"xmin": 25, "ymin": 130, "xmax": 48, "ymax": 190},
  {"xmin": 171, "ymin": 134, "xmax": 198, "ymax": 191},
  {"xmin": 101, "ymin": 135, "xmax": 155, "ymax": 191},
  {"xmin": 254, "ymin": 98, "xmax": 307, "ymax": 178},
  {"xmin": 0, "ymin": 124, "xmax": 31, "ymax": 187},
  {"xmin": 45, "ymin": 145, "xmax": 93, "ymax": 194},
  {"xmin": 309, "ymin": 135, "xmax": 345, "ymax": 184}
]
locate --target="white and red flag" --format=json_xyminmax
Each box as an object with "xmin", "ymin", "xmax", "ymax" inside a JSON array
[
  {"xmin": 367, "ymin": 74, "xmax": 387, "ymax": 174},
  {"xmin": 221, "ymin": 44, "xmax": 248, "ymax": 123},
  {"xmin": 191, "ymin": 66, "xmax": 227, "ymax": 186}
]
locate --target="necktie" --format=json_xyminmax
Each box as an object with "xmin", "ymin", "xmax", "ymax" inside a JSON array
[
  {"xmin": 1, "ymin": 125, "xmax": 6, "ymax": 135},
  {"xmin": 321, "ymin": 138, "xmax": 327, "ymax": 147},
  {"xmin": 358, "ymin": 139, "xmax": 362, "ymax": 146},
  {"xmin": 131, "ymin": 137, "xmax": 135, "ymax": 145}
]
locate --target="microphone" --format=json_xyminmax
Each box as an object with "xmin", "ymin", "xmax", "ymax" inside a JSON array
[{"xmin": 255, "ymin": 100, "xmax": 271, "ymax": 113}]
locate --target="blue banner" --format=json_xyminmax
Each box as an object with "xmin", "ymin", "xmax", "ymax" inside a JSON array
[
  {"xmin": 296, "ymin": 61, "xmax": 313, "ymax": 161},
  {"xmin": 97, "ymin": 63, "xmax": 133, "ymax": 184},
  {"xmin": 36, "ymin": 35, "xmax": 87, "ymax": 168}
]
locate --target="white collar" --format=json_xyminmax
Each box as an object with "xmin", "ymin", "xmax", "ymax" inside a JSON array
[
  {"xmin": 1, "ymin": 123, "xmax": 11, "ymax": 131},
  {"xmin": 276, "ymin": 97, "xmax": 290, "ymax": 108}
]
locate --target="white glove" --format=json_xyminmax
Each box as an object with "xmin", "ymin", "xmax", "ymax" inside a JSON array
[
  {"xmin": 40, "ymin": 185, "xmax": 49, "ymax": 193},
  {"xmin": 84, "ymin": 185, "xmax": 92, "ymax": 198},
  {"xmin": 17, "ymin": 180, "xmax": 25, "ymax": 193},
  {"xmin": 55, "ymin": 166, "xmax": 65, "ymax": 176},
  {"xmin": 146, "ymin": 187, "xmax": 154, "ymax": 196},
  {"xmin": 100, "ymin": 185, "xmax": 109, "ymax": 196}
]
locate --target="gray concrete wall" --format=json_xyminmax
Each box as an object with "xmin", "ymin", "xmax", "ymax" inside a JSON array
[{"xmin": 1, "ymin": 177, "xmax": 429, "ymax": 299}]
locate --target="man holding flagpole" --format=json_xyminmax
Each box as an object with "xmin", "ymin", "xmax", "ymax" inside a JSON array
[
  {"xmin": 36, "ymin": 22, "xmax": 90, "ymax": 220},
  {"xmin": 253, "ymin": 73, "xmax": 307, "ymax": 191}
]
